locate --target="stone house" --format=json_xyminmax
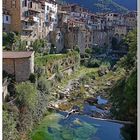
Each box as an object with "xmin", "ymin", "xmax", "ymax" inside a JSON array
[
  {"xmin": 3, "ymin": 51, "xmax": 34, "ymax": 82},
  {"xmin": 114, "ymin": 25, "xmax": 127, "ymax": 41}
]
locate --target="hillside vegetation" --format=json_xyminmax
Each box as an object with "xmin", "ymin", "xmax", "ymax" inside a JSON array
[{"xmin": 64, "ymin": 0, "xmax": 129, "ymax": 13}]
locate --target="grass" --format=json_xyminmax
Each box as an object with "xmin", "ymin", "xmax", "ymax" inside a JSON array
[{"xmin": 35, "ymin": 51, "xmax": 80, "ymax": 67}]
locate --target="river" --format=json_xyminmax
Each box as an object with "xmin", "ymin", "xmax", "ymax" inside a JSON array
[
  {"xmin": 31, "ymin": 97, "xmax": 127, "ymax": 140},
  {"xmin": 31, "ymin": 111, "xmax": 126, "ymax": 140}
]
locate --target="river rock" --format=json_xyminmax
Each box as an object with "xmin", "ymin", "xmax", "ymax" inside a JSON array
[
  {"xmin": 84, "ymin": 97, "xmax": 98, "ymax": 105},
  {"xmin": 96, "ymin": 104, "xmax": 105, "ymax": 110},
  {"xmin": 54, "ymin": 104, "xmax": 59, "ymax": 108},
  {"xmin": 84, "ymin": 85, "xmax": 90, "ymax": 88},
  {"xmin": 106, "ymin": 82, "xmax": 111, "ymax": 86},
  {"xmin": 59, "ymin": 93, "xmax": 65, "ymax": 99}
]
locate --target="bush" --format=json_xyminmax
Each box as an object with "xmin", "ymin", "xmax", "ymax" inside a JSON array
[
  {"xmin": 86, "ymin": 59, "xmax": 101, "ymax": 68},
  {"xmin": 74, "ymin": 47, "xmax": 80, "ymax": 53},
  {"xmin": 86, "ymin": 72, "xmax": 96, "ymax": 80},
  {"xmin": 37, "ymin": 76, "xmax": 50, "ymax": 94},
  {"xmin": 85, "ymin": 48, "xmax": 92, "ymax": 54},
  {"xmin": 32, "ymin": 39, "xmax": 47, "ymax": 53},
  {"xmin": 16, "ymin": 82, "xmax": 37, "ymax": 109},
  {"xmin": 34, "ymin": 66, "xmax": 45, "ymax": 78},
  {"xmin": 29, "ymin": 73, "xmax": 36, "ymax": 83},
  {"xmin": 3, "ymin": 111, "xmax": 19, "ymax": 140}
]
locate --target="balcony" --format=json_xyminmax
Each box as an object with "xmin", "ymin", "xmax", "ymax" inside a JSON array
[
  {"xmin": 28, "ymin": 16, "xmax": 39, "ymax": 23},
  {"xmin": 22, "ymin": 25, "xmax": 34, "ymax": 31},
  {"xmin": 28, "ymin": 7, "xmax": 41, "ymax": 13}
]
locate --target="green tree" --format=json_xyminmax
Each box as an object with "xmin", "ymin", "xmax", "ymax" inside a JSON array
[
  {"xmin": 3, "ymin": 32, "xmax": 21, "ymax": 51},
  {"xmin": 32, "ymin": 39, "xmax": 47, "ymax": 53},
  {"xmin": 117, "ymin": 29, "xmax": 137, "ymax": 71},
  {"xmin": 110, "ymin": 68, "xmax": 137, "ymax": 121}
]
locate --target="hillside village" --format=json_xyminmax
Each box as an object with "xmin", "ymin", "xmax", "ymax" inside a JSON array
[
  {"xmin": 3, "ymin": 0, "xmax": 136, "ymax": 53},
  {"xmin": 2, "ymin": 0, "xmax": 137, "ymax": 140}
]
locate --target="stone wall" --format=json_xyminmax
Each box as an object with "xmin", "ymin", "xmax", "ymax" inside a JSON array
[{"xmin": 35, "ymin": 52, "xmax": 80, "ymax": 77}]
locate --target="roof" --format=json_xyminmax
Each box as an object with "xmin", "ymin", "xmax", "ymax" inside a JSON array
[{"xmin": 3, "ymin": 51, "xmax": 34, "ymax": 59}]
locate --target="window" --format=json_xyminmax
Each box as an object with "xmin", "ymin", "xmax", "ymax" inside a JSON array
[
  {"xmin": 29, "ymin": 2, "xmax": 32, "ymax": 8},
  {"xmin": 25, "ymin": 22, "xmax": 28, "ymax": 25},
  {"xmin": 24, "ymin": 11, "xmax": 29, "ymax": 17},
  {"xmin": 25, "ymin": 0, "xmax": 27, "ymax": 7},
  {"xmin": 89, "ymin": 37, "xmax": 91, "ymax": 42},
  {"xmin": 46, "ymin": 15, "xmax": 48, "ymax": 19},
  {"xmin": 47, "ymin": 6, "xmax": 49, "ymax": 10},
  {"xmin": 6, "ymin": 16, "xmax": 9, "ymax": 21}
]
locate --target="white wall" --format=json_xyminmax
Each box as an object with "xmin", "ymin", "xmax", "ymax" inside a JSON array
[{"xmin": 45, "ymin": 1, "xmax": 58, "ymax": 30}]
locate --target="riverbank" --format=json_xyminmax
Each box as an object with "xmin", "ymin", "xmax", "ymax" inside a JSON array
[
  {"xmin": 47, "ymin": 66, "xmax": 125, "ymax": 120},
  {"xmin": 30, "ymin": 65, "xmax": 135, "ymax": 140}
]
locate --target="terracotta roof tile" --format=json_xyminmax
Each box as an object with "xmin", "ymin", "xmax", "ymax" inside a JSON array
[{"xmin": 3, "ymin": 51, "xmax": 34, "ymax": 59}]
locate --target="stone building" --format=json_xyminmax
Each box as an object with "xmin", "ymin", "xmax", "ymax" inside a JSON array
[
  {"xmin": 114, "ymin": 25, "xmax": 127, "ymax": 41},
  {"xmin": 45, "ymin": 0, "xmax": 58, "ymax": 31},
  {"xmin": 124, "ymin": 12, "xmax": 137, "ymax": 31},
  {"xmin": 61, "ymin": 4, "xmax": 88, "ymax": 13},
  {"xmin": 3, "ymin": 51, "xmax": 34, "ymax": 82},
  {"xmin": 3, "ymin": 0, "xmax": 46, "ymax": 46}
]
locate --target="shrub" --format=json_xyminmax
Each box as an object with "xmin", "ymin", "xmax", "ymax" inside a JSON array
[
  {"xmin": 37, "ymin": 76, "xmax": 50, "ymax": 94},
  {"xmin": 29, "ymin": 73, "xmax": 36, "ymax": 83},
  {"xmin": 79, "ymin": 75, "xmax": 90, "ymax": 85},
  {"xmin": 3, "ymin": 110, "xmax": 19, "ymax": 140},
  {"xmin": 16, "ymin": 82, "xmax": 37, "ymax": 109},
  {"xmin": 86, "ymin": 72, "xmax": 96, "ymax": 80},
  {"xmin": 34, "ymin": 66, "xmax": 45, "ymax": 78},
  {"xmin": 86, "ymin": 59, "xmax": 101, "ymax": 68},
  {"xmin": 74, "ymin": 47, "xmax": 80, "ymax": 53},
  {"xmin": 32, "ymin": 39, "xmax": 47, "ymax": 53},
  {"xmin": 85, "ymin": 48, "xmax": 92, "ymax": 54}
]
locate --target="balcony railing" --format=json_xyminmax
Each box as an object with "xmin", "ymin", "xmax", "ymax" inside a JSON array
[
  {"xmin": 22, "ymin": 25, "xmax": 34, "ymax": 31},
  {"xmin": 28, "ymin": 7, "xmax": 41, "ymax": 13},
  {"xmin": 28, "ymin": 16, "xmax": 39, "ymax": 23}
]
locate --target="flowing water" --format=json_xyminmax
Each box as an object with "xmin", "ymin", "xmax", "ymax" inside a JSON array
[{"xmin": 31, "ymin": 111, "xmax": 125, "ymax": 140}]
